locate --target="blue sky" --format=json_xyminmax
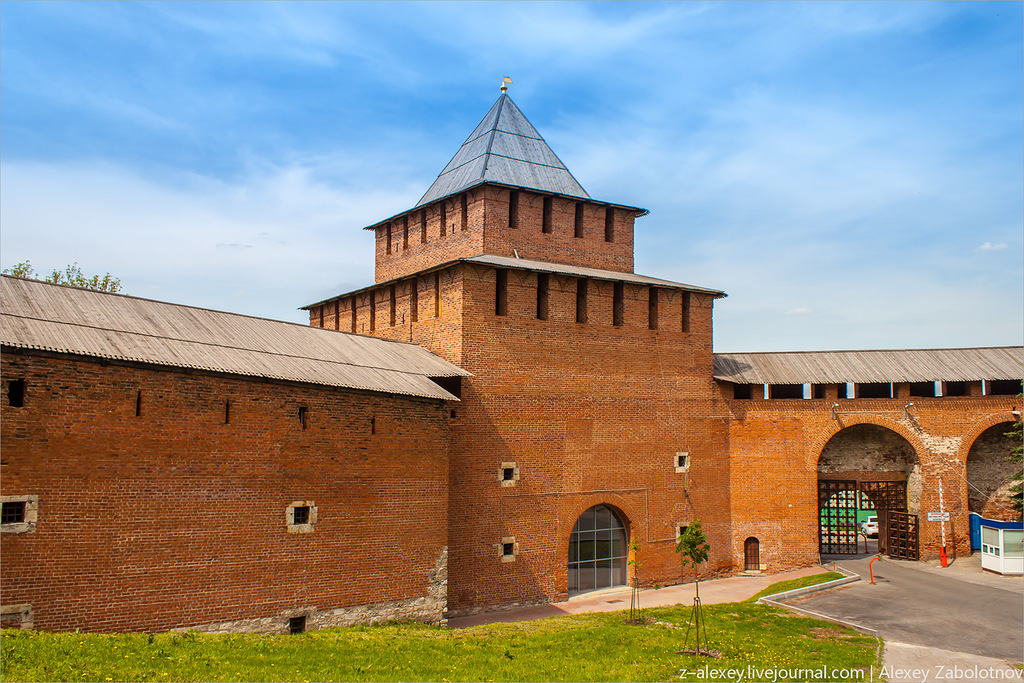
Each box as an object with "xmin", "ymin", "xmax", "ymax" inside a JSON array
[{"xmin": 2, "ymin": 1, "xmax": 1021, "ymax": 352}]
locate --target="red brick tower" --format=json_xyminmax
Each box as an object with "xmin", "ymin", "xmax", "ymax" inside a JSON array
[{"xmin": 306, "ymin": 90, "xmax": 731, "ymax": 614}]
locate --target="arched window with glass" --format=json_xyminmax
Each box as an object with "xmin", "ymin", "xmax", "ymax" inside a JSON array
[{"xmin": 568, "ymin": 504, "xmax": 628, "ymax": 595}]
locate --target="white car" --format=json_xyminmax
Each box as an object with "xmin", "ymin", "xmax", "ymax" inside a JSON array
[{"xmin": 861, "ymin": 516, "xmax": 878, "ymax": 538}]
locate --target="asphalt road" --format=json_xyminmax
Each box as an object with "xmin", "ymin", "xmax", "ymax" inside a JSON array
[{"xmin": 793, "ymin": 555, "xmax": 1023, "ymax": 661}]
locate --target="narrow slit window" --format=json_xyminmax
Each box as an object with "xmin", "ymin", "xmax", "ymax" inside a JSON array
[
  {"xmin": 318, "ymin": 305, "xmax": 324, "ymax": 328},
  {"xmin": 350, "ymin": 297, "xmax": 357, "ymax": 333},
  {"xmin": 434, "ymin": 272, "xmax": 441, "ymax": 317},
  {"xmin": 440, "ymin": 202, "xmax": 447, "ymax": 237},
  {"xmin": 536, "ymin": 273, "xmax": 549, "ymax": 320},
  {"xmin": 403, "ymin": 216, "xmax": 409, "ymax": 249},
  {"xmin": 574, "ymin": 202, "xmax": 585, "ymax": 238},
  {"xmin": 542, "ymin": 197, "xmax": 553, "ymax": 233},
  {"xmin": 371, "ymin": 417, "xmax": 377, "ymax": 434},
  {"xmin": 369, "ymin": 294, "xmax": 376, "ymax": 331},
  {"xmin": 420, "ymin": 210, "xmax": 427, "ymax": 243},
  {"xmin": 389, "ymin": 285, "xmax": 397, "ymax": 327},
  {"xmin": 411, "ymin": 280, "xmax": 419, "ymax": 323},
  {"xmin": 495, "ymin": 269, "xmax": 508, "ymax": 316},
  {"xmin": 224, "ymin": 400, "xmax": 231, "ymax": 424},
  {"xmin": 508, "ymin": 190, "xmax": 519, "ymax": 228},
  {"xmin": 576, "ymin": 278, "xmax": 588, "ymax": 323},
  {"xmin": 681, "ymin": 292, "xmax": 691, "ymax": 333},
  {"xmin": 8, "ymin": 379, "xmax": 25, "ymax": 408},
  {"xmin": 334, "ymin": 300, "xmax": 340, "ymax": 331},
  {"xmin": 298, "ymin": 406, "xmax": 309, "ymax": 429},
  {"xmin": 605, "ymin": 207, "xmax": 615, "ymax": 242},
  {"xmin": 460, "ymin": 193, "xmax": 468, "ymax": 230},
  {"xmin": 385, "ymin": 223, "xmax": 392, "ymax": 255},
  {"xmin": 135, "ymin": 390, "xmax": 142, "ymax": 417},
  {"xmin": 648, "ymin": 287, "xmax": 658, "ymax": 330},
  {"xmin": 613, "ymin": 282, "xmax": 624, "ymax": 327}
]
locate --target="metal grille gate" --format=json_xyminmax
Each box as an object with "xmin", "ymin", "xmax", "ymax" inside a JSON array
[
  {"xmin": 818, "ymin": 480, "xmax": 859, "ymax": 554},
  {"xmin": 819, "ymin": 480, "xmax": 913, "ymax": 556}
]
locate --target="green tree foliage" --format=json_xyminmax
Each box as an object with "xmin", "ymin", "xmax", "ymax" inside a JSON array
[
  {"xmin": 676, "ymin": 520, "xmax": 710, "ymax": 570},
  {"xmin": 2, "ymin": 261, "xmax": 122, "ymax": 293},
  {"xmin": 1006, "ymin": 398, "xmax": 1023, "ymax": 515}
]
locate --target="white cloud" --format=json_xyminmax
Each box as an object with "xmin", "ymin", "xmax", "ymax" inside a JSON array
[
  {"xmin": 977, "ymin": 242, "xmax": 1009, "ymax": 251},
  {"xmin": 0, "ymin": 160, "xmax": 408, "ymax": 323}
]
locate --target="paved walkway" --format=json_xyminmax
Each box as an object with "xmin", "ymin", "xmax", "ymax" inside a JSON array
[
  {"xmin": 882, "ymin": 642, "xmax": 1023, "ymax": 682},
  {"xmin": 448, "ymin": 565, "xmax": 827, "ymax": 628}
]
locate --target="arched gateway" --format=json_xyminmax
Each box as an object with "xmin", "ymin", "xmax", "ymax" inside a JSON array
[
  {"xmin": 567, "ymin": 504, "xmax": 628, "ymax": 595},
  {"xmin": 817, "ymin": 424, "xmax": 921, "ymax": 558}
]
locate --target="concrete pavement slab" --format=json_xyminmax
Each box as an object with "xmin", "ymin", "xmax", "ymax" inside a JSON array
[{"xmin": 881, "ymin": 641, "xmax": 1023, "ymax": 683}]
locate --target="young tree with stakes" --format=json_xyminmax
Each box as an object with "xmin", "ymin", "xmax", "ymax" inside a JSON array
[
  {"xmin": 676, "ymin": 521, "xmax": 716, "ymax": 656},
  {"xmin": 627, "ymin": 538, "xmax": 642, "ymax": 623}
]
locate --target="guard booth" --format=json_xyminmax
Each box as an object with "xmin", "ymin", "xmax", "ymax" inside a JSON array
[{"xmin": 979, "ymin": 519, "xmax": 1024, "ymax": 575}]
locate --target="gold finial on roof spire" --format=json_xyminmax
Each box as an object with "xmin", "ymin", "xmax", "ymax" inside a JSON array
[{"xmin": 501, "ymin": 76, "xmax": 512, "ymax": 93}]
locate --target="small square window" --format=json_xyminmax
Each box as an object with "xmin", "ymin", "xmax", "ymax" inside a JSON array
[
  {"xmin": 675, "ymin": 452, "xmax": 690, "ymax": 473},
  {"xmin": 499, "ymin": 462, "xmax": 520, "ymax": 487},
  {"xmin": 288, "ymin": 616, "xmax": 306, "ymax": 634},
  {"xmin": 1, "ymin": 495, "xmax": 38, "ymax": 534},
  {"xmin": 286, "ymin": 501, "xmax": 317, "ymax": 534},
  {"xmin": 1, "ymin": 502, "xmax": 25, "ymax": 524},
  {"xmin": 500, "ymin": 536, "xmax": 518, "ymax": 562}
]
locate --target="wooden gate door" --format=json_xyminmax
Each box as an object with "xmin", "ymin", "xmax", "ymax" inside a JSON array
[
  {"xmin": 884, "ymin": 510, "xmax": 920, "ymax": 560},
  {"xmin": 819, "ymin": 479, "xmax": 859, "ymax": 554},
  {"xmin": 744, "ymin": 537, "xmax": 760, "ymax": 571}
]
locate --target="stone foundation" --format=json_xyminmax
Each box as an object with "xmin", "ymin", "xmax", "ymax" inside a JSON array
[{"xmin": 177, "ymin": 547, "xmax": 448, "ymax": 634}]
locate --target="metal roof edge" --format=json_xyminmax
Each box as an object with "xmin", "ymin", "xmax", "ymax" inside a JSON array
[
  {"xmin": 0, "ymin": 342, "xmax": 462, "ymax": 401},
  {"xmin": 362, "ymin": 182, "xmax": 647, "ymax": 231},
  {"xmin": 463, "ymin": 254, "xmax": 727, "ymax": 297},
  {"xmin": 714, "ymin": 346, "xmax": 1024, "ymax": 356},
  {"xmin": 303, "ymin": 254, "xmax": 726, "ymax": 310}
]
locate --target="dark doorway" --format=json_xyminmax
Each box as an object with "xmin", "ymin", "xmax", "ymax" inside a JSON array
[{"xmin": 744, "ymin": 537, "xmax": 760, "ymax": 571}]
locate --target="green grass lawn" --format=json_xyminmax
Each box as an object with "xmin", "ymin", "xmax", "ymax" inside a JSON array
[
  {"xmin": 1, "ymin": 601, "xmax": 878, "ymax": 682},
  {"xmin": 747, "ymin": 571, "xmax": 845, "ymax": 603}
]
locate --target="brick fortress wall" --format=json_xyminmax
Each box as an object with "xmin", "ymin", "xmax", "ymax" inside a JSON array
[
  {"xmin": 720, "ymin": 383, "xmax": 1021, "ymax": 566},
  {"xmin": 1, "ymin": 352, "xmax": 450, "ymax": 633}
]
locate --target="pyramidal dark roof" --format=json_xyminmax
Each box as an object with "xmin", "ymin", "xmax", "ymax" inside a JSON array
[{"xmin": 415, "ymin": 94, "xmax": 590, "ymax": 207}]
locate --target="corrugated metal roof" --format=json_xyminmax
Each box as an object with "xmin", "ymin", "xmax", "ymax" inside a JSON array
[
  {"xmin": 415, "ymin": 94, "xmax": 592, "ymax": 207},
  {"xmin": 1, "ymin": 276, "xmax": 469, "ymax": 400},
  {"xmin": 713, "ymin": 347, "xmax": 1024, "ymax": 384},
  {"xmin": 464, "ymin": 254, "xmax": 727, "ymax": 297}
]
